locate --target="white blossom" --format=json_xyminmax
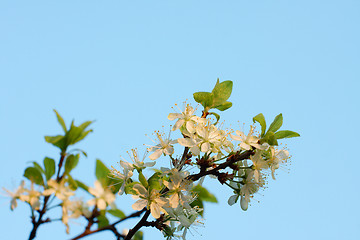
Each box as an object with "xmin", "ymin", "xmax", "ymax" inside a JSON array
[
  {"xmin": 148, "ymin": 131, "xmax": 177, "ymax": 160},
  {"xmin": 250, "ymin": 150, "xmax": 269, "ymax": 183},
  {"xmin": 87, "ymin": 180, "xmax": 115, "ymax": 210},
  {"xmin": 19, "ymin": 182, "xmax": 41, "ymax": 210},
  {"xmin": 128, "ymin": 149, "xmax": 156, "ymax": 170},
  {"xmin": 163, "ymin": 169, "xmax": 193, "ymax": 208},
  {"xmin": 168, "ymin": 104, "xmax": 205, "ymax": 134},
  {"xmin": 268, "ymin": 147, "xmax": 289, "ymax": 180},
  {"xmin": 111, "ymin": 160, "xmax": 134, "ymax": 195},
  {"xmin": 231, "ymin": 126, "xmax": 268, "ymax": 150},
  {"xmin": 2, "ymin": 180, "xmax": 26, "ymax": 210},
  {"xmin": 132, "ymin": 183, "xmax": 168, "ymax": 219},
  {"xmin": 43, "ymin": 179, "xmax": 74, "ymax": 200}
]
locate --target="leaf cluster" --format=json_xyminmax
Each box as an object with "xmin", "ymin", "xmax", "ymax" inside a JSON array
[
  {"xmin": 44, "ymin": 110, "xmax": 93, "ymax": 153},
  {"xmin": 193, "ymin": 79, "xmax": 233, "ymax": 113},
  {"xmin": 253, "ymin": 113, "xmax": 300, "ymax": 146}
]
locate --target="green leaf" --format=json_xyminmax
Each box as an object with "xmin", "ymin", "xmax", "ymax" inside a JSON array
[
  {"xmin": 264, "ymin": 131, "xmax": 278, "ymax": 146},
  {"xmin": 33, "ymin": 162, "xmax": 45, "ymax": 174},
  {"xmin": 134, "ymin": 231, "xmax": 144, "ymax": 240},
  {"xmin": 107, "ymin": 209, "xmax": 125, "ymax": 219},
  {"xmin": 148, "ymin": 172, "xmax": 162, "ymax": 191},
  {"xmin": 95, "ymin": 159, "xmax": 110, "ymax": 187},
  {"xmin": 192, "ymin": 185, "xmax": 217, "ymax": 203},
  {"xmin": 75, "ymin": 180, "xmax": 89, "ymax": 192},
  {"xmin": 208, "ymin": 112, "xmax": 220, "ymax": 125},
  {"xmin": 193, "ymin": 92, "xmax": 213, "ymax": 108},
  {"xmin": 214, "ymin": 101, "xmax": 232, "ymax": 111},
  {"xmin": 44, "ymin": 157, "xmax": 56, "ymax": 180},
  {"xmin": 275, "ymin": 130, "xmax": 300, "ymax": 139},
  {"xmin": 64, "ymin": 154, "xmax": 80, "ymax": 174},
  {"xmin": 66, "ymin": 125, "xmax": 83, "ymax": 145},
  {"xmin": 67, "ymin": 174, "xmax": 78, "ymax": 190},
  {"xmin": 45, "ymin": 135, "xmax": 67, "ymax": 151},
  {"xmin": 97, "ymin": 214, "xmax": 109, "ymax": 228},
  {"xmin": 24, "ymin": 167, "xmax": 44, "ymax": 186},
  {"xmin": 53, "ymin": 109, "xmax": 67, "ymax": 133},
  {"xmin": 212, "ymin": 79, "xmax": 233, "ymax": 107},
  {"xmin": 138, "ymin": 172, "xmax": 148, "ymax": 188},
  {"xmin": 253, "ymin": 113, "xmax": 267, "ymax": 137},
  {"xmin": 267, "ymin": 113, "xmax": 283, "ymax": 134},
  {"xmin": 44, "ymin": 135, "xmax": 63, "ymax": 144},
  {"xmin": 78, "ymin": 121, "xmax": 93, "ymax": 131},
  {"xmin": 74, "ymin": 129, "xmax": 93, "ymax": 143}
]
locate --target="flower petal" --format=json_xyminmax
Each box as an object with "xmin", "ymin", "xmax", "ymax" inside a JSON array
[
  {"xmin": 201, "ymin": 142, "xmax": 210, "ymax": 153},
  {"xmin": 190, "ymin": 146, "xmax": 200, "ymax": 156},
  {"xmin": 168, "ymin": 113, "xmax": 182, "ymax": 121},
  {"xmin": 132, "ymin": 199, "xmax": 148, "ymax": 211},
  {"xmin": 149, "ymin": 149, "xmax": 163, "ymax": 160},
  {"xmin": 164, "ymin": 145, "xmax": 174, "ymax": 155},
  {"xmin": 150, "ymin": 203, "xmax": 161, "ymax": 219},
  {"xmin": 97, "ymin": 199, "xmax": 107, "ymax": 210},
  {"xmin": 228, "ymin": 195, "xmax": 238, "ymax": 206}
]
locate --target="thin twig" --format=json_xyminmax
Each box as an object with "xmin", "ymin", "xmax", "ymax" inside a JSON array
[
  {"xmin": 124, "ymin": 209, "xmax": 151, "ymax": 240},
  {"xmin": 187, "ymin": 150, "xmax": 254, "ymax": 182},
  {"xmin": 69, "ymin": 208, "xmax": 146, "ymax": 240}
]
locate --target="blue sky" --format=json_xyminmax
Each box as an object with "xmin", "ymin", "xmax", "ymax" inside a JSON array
[{"xmin": 1, "ymin": 0, "xmax": 359, "ymax": 239}]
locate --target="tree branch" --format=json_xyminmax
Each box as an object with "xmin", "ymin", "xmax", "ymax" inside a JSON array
[
  {"xmin": 187, "ymin": 150, "xmax": 254, "ymax": 182},
  {"xmin": 69, "ymin": 208, "xmax": 146, "ymax": 240},
  {"xmin": 56, "ymin": 152, "xmax": 66, "ymax": 181},
  {"xmin": 122, "ymin": 150, "xmax": 254, "ymax": 239},
  {"xmin": 124, "ymin": 209, "xmax": 151, "ymax": 240},
  {"xmin": 28, "ymin": 197, "xmax": 50, "ymax": 240}
]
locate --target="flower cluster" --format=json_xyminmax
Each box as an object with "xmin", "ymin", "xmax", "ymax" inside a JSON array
[
  {"xmin": 4, "ymin": 79, "xmax": 299, "ymax": 240},
  {"xmin": 111, "ymin": 97, "xmax": 297, "ymax": 238},
  {"xmin": 3, "ymin": 176, "xmax": 116, "ymax": 234}
]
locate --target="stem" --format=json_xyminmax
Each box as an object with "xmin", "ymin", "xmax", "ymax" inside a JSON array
[
  {"xmin": 56, "ymin": 152, "xmax": 66, "ymax": 181},
  {"xmin": 224, "ymin": 181, "xmax": 238, "ymax": 190},
  {"xmin": 187, "ymin": 150, "xmax": 254, "ymax": 182},
  {"xmin": 122, "ymin": 151, "xmax": 254, "ymax": 239},
  {"xmin": 69, "ymin": 209, "xmax": 146, "ymax": 240},
  {"xmin": 28, "ymin": 196, "xmax": 50, "ymax": 240},
  {"xmin": 46, "ymin": 204, "xmax": 61, "ymax": 211},
  {"xmin": 28, "ymin": 152, "xmax": 66, "ymax": 240},
  {"xmin": 177, "ymin": 147, "xmax": 189, "ymax": 170},
  {"xmin": 201, "ymin": 110, "xmax": 209, "ymax": 118},
  {"xmin": 124, "ymin": 210, "xmax": 151, "ymax": 240},
  {"xmin": 45, "ymin": 194, "xmax": 57, "ymax": 209}
]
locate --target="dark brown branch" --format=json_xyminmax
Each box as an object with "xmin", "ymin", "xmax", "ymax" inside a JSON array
[
  {"xmin": 28, "ymin": 196, "xmax": 50, "ymax": 240},
  {"xmin": 187, "ymin": 150, "xmax": 254, "ymax": 182},
  {"xmin": 143, "ymin": 219, "xmax": 167, "ymax": 231},
  {"xmin": 124, "ymin": 209, "xmax": 151, "ymax": 240},
  {"xmin": 177, "ymin": 147, "xmax": 189, "ymax": 170},
  {"xmin": 70, "ymin": 225, "xmax": 124, "ymax": 240},
  {"xmin": 111, "ymin": 208, "xmax": 147, "ymax": 226},
  {"xmin": 56, "ymin": 152, "xmax": 66, "ymax": 181},
  {"xmin": 69, "ymin": 208, "xmax": 146, "ymax": 240},
  {"xmin": 29, "ymin": 151, "xmax": 69, "ymax": 240},
  {"xmin": 29, "ymin": 153, "xmax": 67, "ymax": 240},
  {"xmin": 122, "ymin": 150, "xmax": 254, "ymax": 239},
  {"xmin": 201, "ymin": 110, "xmax": 209, "ymax": 118}
]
